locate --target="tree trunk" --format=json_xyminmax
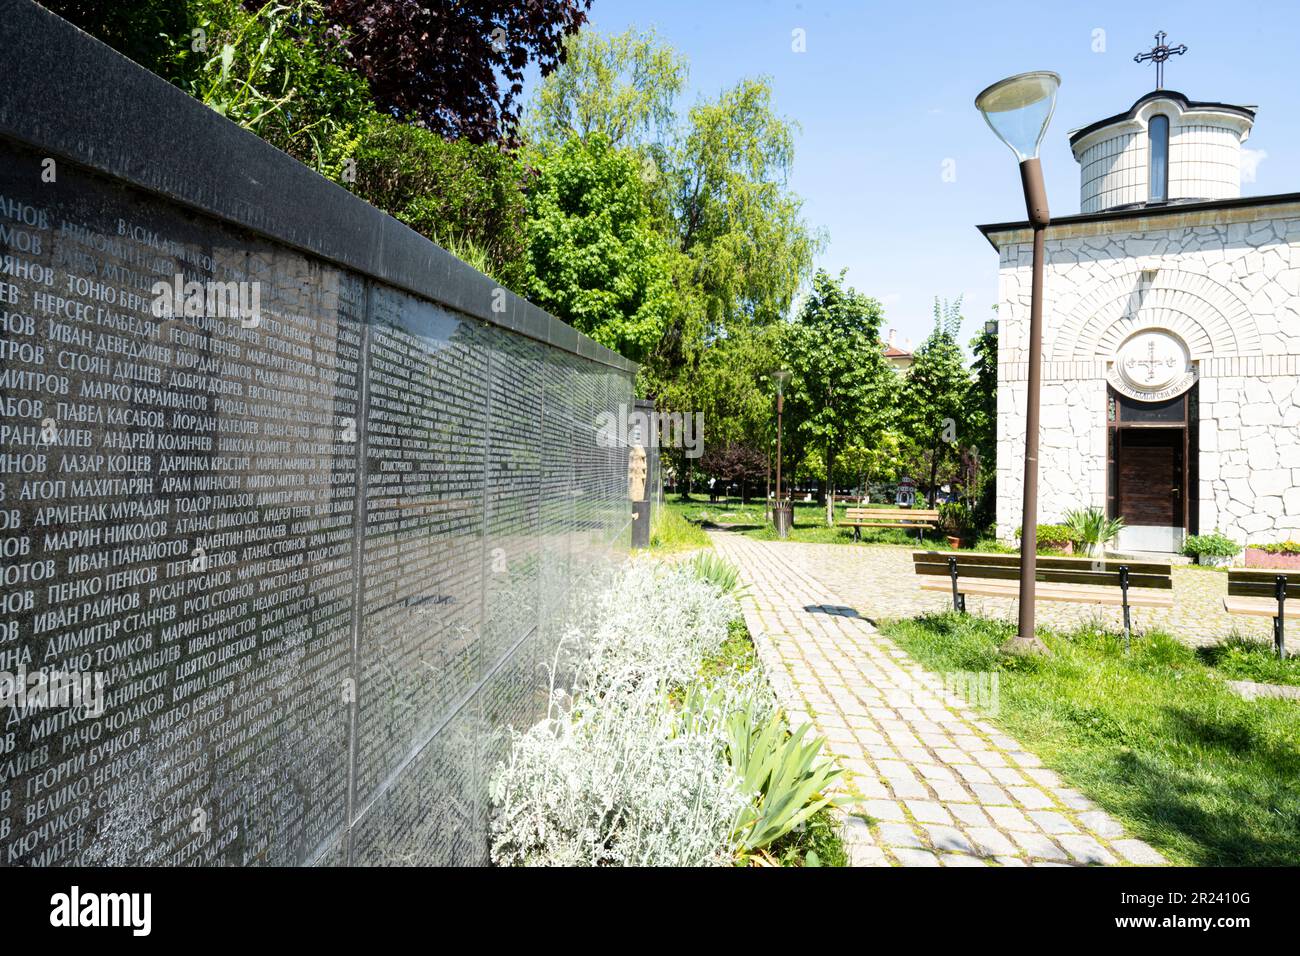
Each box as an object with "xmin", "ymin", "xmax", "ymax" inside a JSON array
[
  {"xmin": 825, "ymin": 447, "xmax": 835, "ymax": 527},
  {"xmin": 928, "ymin": 444, "xmax": 941, "ymax": 507}
]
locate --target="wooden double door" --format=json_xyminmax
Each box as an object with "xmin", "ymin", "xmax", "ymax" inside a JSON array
[{"xmin": 1107, "ymin": 388, "xmax": 1197, "ymax": 544}]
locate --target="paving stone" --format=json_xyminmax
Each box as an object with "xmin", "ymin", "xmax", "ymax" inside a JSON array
[
  {"xmin": 934, "ymin": 747, "xmax": 970, "ymax": 764},
  {"xmin": 1053, "ymin": 788, "xmax": 1095, "ymax": 811},
  {"xmin": 854, "ymin": 777, "xmax": 892, "ymax": 799},
  {"xmin": 969, "ymin": 783, "xmax": 1013, "ymax": 805},
  {"xmin": 953, "ymin": 763, "xmax": 995, "ymax": 785},
  {"xmin": 1077, "ymin": 810, "xmax": 1126, "ymax": 838},
  {"xmin": 1058, "ymin": 834, "xmax": 1118, "ymax": 865},
  {"xmin": 989, "ymin": 766, "xmax": 1030, "ymax": 786},
  {"xmin": 887, "ymin": 777, "xmax": 930, "ymax": 799},
  {"xmin": 1006, "ymin": 749, "xmax": 1043, "ymax": 768},
  {"xmin": 1010, "ymin": 831, "xmax": 1068, "ymax": 861},
  {"xmin": 1111, "ymin": 839, "xmax": 1167, "ymax": 865},
  {"xmin": 1027, "ymin": 810, "xmax": 1078, "ymax": 834},
  {"xmin": 859, "ymin": 799, "xmax": 907, "ymax": 822},
  {"xmin": 915, "ymin": 763, "xmax": 957, "ymax": 783},
  {"xmin": 892, "ymin": 848, "xmax": 941, "ymax": 867},
  {"xmin": 986, "ymin": 806, "xmax": 1035, "ymax": 831},
  {"xmin": 1008, "ymin": 786, "xmax": 1055, "ymax": 809},
  {"xmin": 875, "ymin": 759, "xmax": 917, "ymax": 781},
  {"xmin": 1024, "ymin": 767, "xmax": 1064, "ymax": 788},
  {"xmin": 904, "ymin": 800, "xmax": 953, "ymax": 824},
  {"xmin": 949, "ymin": 803, "xmax": 993, "ymax": 828},
  {"xmin": 875, "ymin": 822, "xmax": 924, "ymax": 849},
  {"xmin": 929, "ymin": 780, "xmax": 975, "ymax": 803},
  {"xmin": 849, "ymin": 843, "xmax": 891, "ymax": 866},
  {"xmin": 923, "ymin": 824, "xmax": 978, "ymax": 855},
  {"xmin": 966, "ymin": 827, "xmax": 1018, "ymax": 857},
  {"xmin": 705, "ymin": 533, "xmax": 1155, "ymax": 870}
]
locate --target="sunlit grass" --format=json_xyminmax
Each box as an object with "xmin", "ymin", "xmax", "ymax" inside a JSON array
[{"xmin": 880, "ymin": 613, "xmax": 1300, "ymax": 867}]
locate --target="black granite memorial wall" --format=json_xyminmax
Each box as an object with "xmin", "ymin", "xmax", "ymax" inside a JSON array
[{"xmin": 0, "ymin": 1, "xmax": 635, "ymax": 866}]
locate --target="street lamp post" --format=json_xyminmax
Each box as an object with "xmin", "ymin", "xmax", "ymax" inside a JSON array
[
  {"xmin": 770, "ymin": 370, "xmax": 792, "ymax": 538},
  {"xmin": 975, "ymin": 71, "xmax": 1059, "ymax": 655}
]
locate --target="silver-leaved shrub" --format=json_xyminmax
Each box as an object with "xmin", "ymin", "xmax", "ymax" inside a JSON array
[{"xmin": 489, "ymin": 557, "xmax": 771, "ymax": 867}]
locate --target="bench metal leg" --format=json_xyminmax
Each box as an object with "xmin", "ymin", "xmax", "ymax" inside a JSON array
[
  {"xmin": 948, "ymin": 557, "xmax": 965, "ymax": 614},
  {"xmin": 1275, "ymin": 576, "xmax": 1287, "ymax": 659},
  {"xmin": 1119, "ymin": 565, "xmax": 1131, "ymax": 650},
  {"xmin": 853, "ymin": 526, "xmax": 860, "ymax": 543}
]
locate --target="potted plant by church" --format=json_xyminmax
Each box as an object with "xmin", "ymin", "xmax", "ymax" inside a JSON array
[
  {"xmin": 1064, "ymin": 506, "xmax": 1124, "ymax": 558},
  {"xmin": 1181, "ymin": 531, "xmax": 1241, "ymax": 568},
  {"xmin": 939, "ymin": 501, "xmax": 974, "ymax": 548}
]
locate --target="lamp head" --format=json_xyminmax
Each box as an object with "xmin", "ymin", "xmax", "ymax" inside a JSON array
[
  {"xmin": 975, "ymin": 71, "xmax": 1060, "ymax": 162},
  {"xmin": 770, "ymin": 369, "xmax": 791, "ymax": 397}
]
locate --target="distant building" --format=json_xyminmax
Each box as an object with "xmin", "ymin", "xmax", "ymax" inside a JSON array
[{"xmin": 884, "ymin": 328, "xmax": 914, "ymax": 371}]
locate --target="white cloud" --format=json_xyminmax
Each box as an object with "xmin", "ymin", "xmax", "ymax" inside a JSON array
[{"xmin": 1241, "ymin": 148, "xmax": 1267, "ymax": 184}]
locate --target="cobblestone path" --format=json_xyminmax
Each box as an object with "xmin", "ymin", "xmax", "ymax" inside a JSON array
[{"xmin": 711, "ymin": 532, "xmax": 1170, "ymax": 867}]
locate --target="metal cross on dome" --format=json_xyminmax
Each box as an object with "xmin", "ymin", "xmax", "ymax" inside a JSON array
[{"xmin": 1134, "ymin": 31, "xmax": 1188, "ymax": 89}]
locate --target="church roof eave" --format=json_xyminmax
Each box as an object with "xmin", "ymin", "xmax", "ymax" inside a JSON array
[
  {"xmin": 975, "ymin": 191, "xmax": 1300, "ymax": 251},
  {"xmin": 1066, "ymin": 89, "xmax": 1256, "ymax": 148}
]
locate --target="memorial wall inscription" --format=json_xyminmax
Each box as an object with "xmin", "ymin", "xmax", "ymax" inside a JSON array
[{"xmin": 0, "ymin": 139, "xmax": 633, "ymax": 866}]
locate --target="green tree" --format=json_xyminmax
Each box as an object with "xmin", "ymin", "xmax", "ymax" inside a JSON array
[
  {"xmin": 781, "ymin": 270, "xmax": 894, "ymax": 526},
  {"xmin": 522, "ymin": 29, "xmax": 819, "ymax": 445},
  {"xmin": 967, "ymin": 307, "xmax": 999, "ymax": 526},
  {"xmin": 172, "ymin": 0, "xmax": 374, "ymax": 180},
  {"xmin": 353, "ymin": 118, "xmax": 529, "ymax": 285},
  {"xmin": 522, "ymin": 28, "xmax": 687, "ymax": 151},
  {"xmin": 675, "ymin": 79, "xmax": 819, "ymax": 335},
  {"xmin": 900, "ymin": 298, "xmax": 974, "ymax": 507},
  {"xmin": 521, "ymin": 134, "xmax": 694, "ymax": 368}
]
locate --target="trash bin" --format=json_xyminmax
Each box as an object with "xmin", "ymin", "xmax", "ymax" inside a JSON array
[{"xmin": 772, "ymin": 500, "xmax": 793, "ymax": 540}]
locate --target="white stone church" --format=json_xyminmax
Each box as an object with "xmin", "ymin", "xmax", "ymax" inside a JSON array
[{"xmin": 981, "ymin": 85, "xmax": 1300, "ymax": 554}]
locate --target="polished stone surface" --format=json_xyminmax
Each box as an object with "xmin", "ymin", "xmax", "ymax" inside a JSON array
[{"xmin": 0, "ymin": 139, "xmax": 632, "ymax": 866}]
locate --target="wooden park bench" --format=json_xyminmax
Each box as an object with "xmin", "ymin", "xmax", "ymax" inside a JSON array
[
  {"xmin": 1223, "ymin": 569, "xmax": 1297, "ymax": 658},
  {"xmin": 841, "ymin": 507, "xmax": 939, "ymax": 542},
  {"xmin": 911, "ymin": 551, "xmax": 1174, "ymax": 645}
]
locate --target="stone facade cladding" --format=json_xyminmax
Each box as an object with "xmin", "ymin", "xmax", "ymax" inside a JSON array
[{"xmin": 985, "ymin": 200, "xmax": 1300, "ymax": 549}]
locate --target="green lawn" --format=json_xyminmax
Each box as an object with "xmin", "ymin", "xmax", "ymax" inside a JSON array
[
  {"xmin": 879, "ymin": 613, "xmax": 1300, "ymax": 866},
  {"xmin": 660, "ymin": 497, "xmax": 1009, "ymax": 550}
]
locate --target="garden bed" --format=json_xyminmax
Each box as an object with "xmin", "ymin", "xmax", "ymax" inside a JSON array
[
  {"xmin": 488, "ymin": 553, "xmax": 845, "ymax": 867},
  {"xmin": 1245, "ymin": 546, "xmax": 1300, "ymax": 570}
]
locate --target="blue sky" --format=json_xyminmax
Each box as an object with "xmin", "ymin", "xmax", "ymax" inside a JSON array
[{"xmin": 551, "ymin": 0, "xmax": 1299, "ymax": 349}]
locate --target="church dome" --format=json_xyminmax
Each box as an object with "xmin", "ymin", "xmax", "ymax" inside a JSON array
[{"xmin": 1068, "ymin": 91, "xmax": 1255, "ymax": 213}]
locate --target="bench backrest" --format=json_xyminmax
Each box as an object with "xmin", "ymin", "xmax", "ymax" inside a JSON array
[
  {"xmin": 847, "ymin": 508, "xmax": 939, "ymax": 521},
  {"xmin": 1226, "ymin": 569, "xmax": 1300, "ymax": 600},
  {"xmin": 912, "ymin": 551, "xmax": 1173, "ymax": 590}
]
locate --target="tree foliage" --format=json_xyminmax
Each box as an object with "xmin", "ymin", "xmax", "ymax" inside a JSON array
[
  {"xmin": 324, "ymin": 0, "xmax": 592, "ymax": 143},
  {"xmin": 899, "ymin": 298, "xmax": 973, "ymax": 506},
  {"xmin": 521, "ymin": 134, "xmax": 693, "ymax": 367},
  {"xmin": 781, "ymin": 270, "xmax": 893, "ymax": 524},
  {"xmin": 354, "ymin": 116, "xmax": 529, "ymax": 284},
  {"xmin": 523, "ymin": 27, "xmax": 686, "ymax": 150}
]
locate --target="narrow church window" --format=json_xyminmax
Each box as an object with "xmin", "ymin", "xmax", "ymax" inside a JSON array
[{"xmin": 1149, "ymin": 114, "xmax": 1170, "ymax": 202}]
